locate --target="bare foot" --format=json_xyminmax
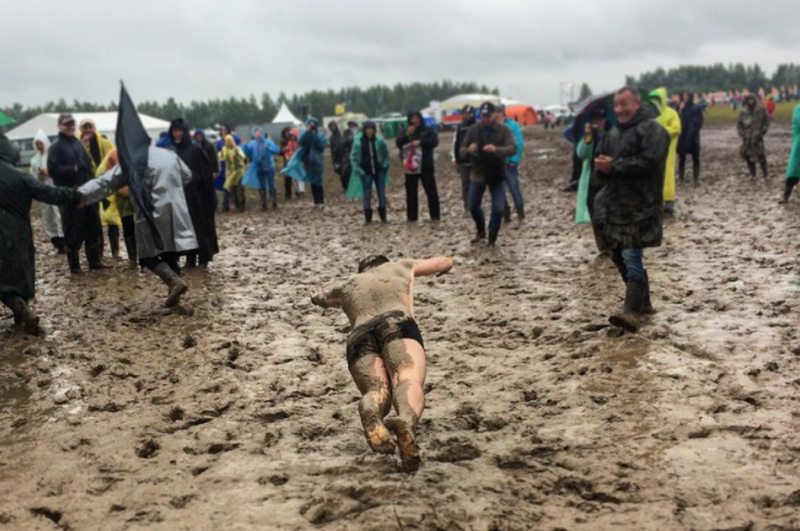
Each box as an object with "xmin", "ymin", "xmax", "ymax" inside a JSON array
[
  {"xmin": 364, "ymin": 422, "xmax": 395, "ymax": 455},
  {"xmin": 386, "ymin": 418, "xmax": 420, "ymax": 473}
]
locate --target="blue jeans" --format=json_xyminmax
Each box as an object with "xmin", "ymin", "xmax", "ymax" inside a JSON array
[
  {"xmin": 256, "ymin": 167, "xmax": 276, "ymax": 191},
  {"xmin": 610, "ymin": 248, "xmax": 646, "ymax": 284},
  {"xmin": 362, "ymin": 172, "xmax": 387, "ymax": 210},
  {"xmin": 504, "ymin": 164, "xmax": 524, "ymax": 209},
  {"xmin": 469, "ymin": 180, "xmax": 505, "ymax": 231}
]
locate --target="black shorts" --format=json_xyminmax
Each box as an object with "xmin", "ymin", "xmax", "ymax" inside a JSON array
[{"xmin": 346, "ymin": 311, "xmax": 425, "ymax": 368}]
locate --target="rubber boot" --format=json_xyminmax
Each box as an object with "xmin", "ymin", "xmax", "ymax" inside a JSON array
[
  {"xmin": 693, "ymin": 160, "xmax": 701, "ymax": 184},
  {"xmin": 87, "ymin": 244, "xmax": 108, "ymax": 270},
  {"xmin": 153, "ymin": 263, "xmax": 188, "ymax": 308},
  {"xmin": 780, "ymin": 179, "xmax": 798, "ymax": 204},
  {"xmin": 259, "ymin": 189, "xmax": 268, "ymax": 211},
  {"xmin": 270, "ymin": 189, "xmax": 278, "ymax": 209},
  {"xmin": 185, "ymin": 253, "xmax": 198, "ymax": 269},
  {"xmin": 51, "ymin": 237, "xmax": 66, "ymax": 254},
  {"xmin": 285, "ymin": 178, "xmax": 293, "ymax": 201},
  {"xmin": 378, "ymin": 207, "xmax": 387, "ymax": 224},
  {"xmin": 761, "ymin": 161, "xmax": 769, "ymax": 179},
  {"xmin": 124, "ymin": 236, "xmax": 137, "ymax": 267},
  {"xmin": 503, "ymin": 205, "xmax": 512, "ymax": 224},
  {"xmin": 488, "ymin": 227, "xmax": 499, "ymax": 248},
  {"xmin": 609, "ymin": 281, "xmax": 646, "ymax": 333},
  {"xmin": 641, "ymin": 272, "xmax": 656, "ymax": 315},
  {"xmin": 67, "ymin": 249, "xmax": 83, "ymax": 275},
  {"xmin": 364, "ymin": 209, "xmax": 373, "ymax": 225},
  {"xmin": 471, "ymin": 221, "xmax": 487, "ymax": 244},
  {"xmin": 747, "ymin": 162, "xmax": 757, "ymax": 179},
  {"xmin": 2, "ymin": 296, "xmax": 40, "ymax": 335},
  {"xmin": 109, "ymin": 229, "xmax": 121, "ymax": 260},
  {"xmin": 222, "ymin": 189, "xmax": 231, "ymax": 212},
  {"xmin": 516, "ymin": 206, "xmax": 525, "ymax": 221},
  {"xmin": 238, "ymin": 186, "xmax": 247, "ymax": 212}
]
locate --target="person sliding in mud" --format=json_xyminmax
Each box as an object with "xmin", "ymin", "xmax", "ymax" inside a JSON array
[
  {"xmin": 593, "ymin": 87, "xmax": 669, "ymax": 333},
  {"xmin": 311, "ymin": 255, "xmax": 455, "ymax": 472}
]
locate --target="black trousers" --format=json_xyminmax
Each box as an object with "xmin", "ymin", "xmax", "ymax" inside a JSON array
[
  {"xmin": 311, "ymin": 184, "xmax": 324, "ymax": 205},
  {"xmin": 405, "ymin": 169, "xmax": 440, "ymax": 221},
  {"xmin": 678, "ymin": 146, "xmax": 700, "ymax": 179}
]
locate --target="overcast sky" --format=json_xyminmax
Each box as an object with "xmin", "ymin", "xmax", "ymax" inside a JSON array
[{"xmin": 3, "ymin": 0, "xmax": 799, "ymax": 110}]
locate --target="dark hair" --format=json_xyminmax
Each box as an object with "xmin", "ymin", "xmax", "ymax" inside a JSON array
[
  {"xmin": 616, "ymin": 86, "xmax": 641, "ymax": 102},
  {"xmin": 358, "ymin": 255, "xmax": 389, "ymax": 273}
]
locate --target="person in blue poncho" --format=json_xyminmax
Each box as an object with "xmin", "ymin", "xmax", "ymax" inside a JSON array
[
  {"xmin": 215, "ymin": 124, "xmax": 242, "ymax": 212},
  {"xmin": 346, "ymin": 121, "xmax": 391, "ymax": 224},
  {"xmin": 282, "ymin": 117, "xmax": 329, "ymax": 207},
  {"xmin": 241, "ymin": 127, "xmax": 281, "ymax": 210}
]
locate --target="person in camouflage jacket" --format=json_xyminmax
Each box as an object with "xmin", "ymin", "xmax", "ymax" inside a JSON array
[{"xmin": 737, "ymin": 94, "xmax": 770, "ymax": 179}]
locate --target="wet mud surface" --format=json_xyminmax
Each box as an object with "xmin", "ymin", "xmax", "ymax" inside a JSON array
[{"xmin": 1, "ymin": 124, "xmax": 799, "ymax": 530}]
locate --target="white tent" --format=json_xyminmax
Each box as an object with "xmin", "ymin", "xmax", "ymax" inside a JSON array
[
  {"xmin": 272, "ymin": 103, "xmax": 302, "ymax": 125},
  {"xmin": 6, "ymin": 112, "xmax": 171, "ymax": 147}
]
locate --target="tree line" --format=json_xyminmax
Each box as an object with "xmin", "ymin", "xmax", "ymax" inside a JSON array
[
  {"xmin": 1, "ymin": 80, "xmax": 498, "ymax": 130},
  {"xmin": 625, "ymin": 63, "xmax": 800, "ymax": 94}
]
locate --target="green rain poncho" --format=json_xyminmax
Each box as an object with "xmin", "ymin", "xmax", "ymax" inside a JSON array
[
  {"xmin": 346, "ymin": 131, "xmax": 391, "ymax": 199},
  {"xmin": 787, "ymin": 104, "xmax": 800, "ymax": 180}
]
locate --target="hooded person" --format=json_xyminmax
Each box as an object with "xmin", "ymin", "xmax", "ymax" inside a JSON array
[
  {"xmin": 193, "ymin": 130, "xmax": 219, "ymax": 178},
  {"xmin": 1, "ymin": 132, "xmax": 83, "ymax": 334},
  {"xmin": 279, "ymin": 127, "xmax": 301, "ymax": 200},
  {"xmin": 79, "ymin": 146, "xmax": 198, "ymax": 308},
  {"xmin": 242, "ymin": 126, "xmax": 281, "ymax": 210},
  {"xmin": 47, "ymin": 113, "xmax": 105, "ymax": 274},
  {"xmin": 169, "ymin": 118, "xmax": 219, "ymax": 268},
  {"xmin": 575, "ymin": 107, "xmax": 611, "ymax": 253},
  {"xmin": 328, "ymin": 121, "xmax": 346, "ymax": 187},
  {"xmin": 452, "ymin": 105, "xmax": 477, "ymax": 210},
  {"xmin": 396, "ymin": 111, "xmax": 440, "ymax": 222},
  {"xmin": 650, "ymin": 88, "xmax": 682, "ymax": 214},
  {"xmin": 79, "ymin": 118, "xmax": 121, "ymax": 260},
  {"xmin": 283, "ymin": 117, "xmax": 329, "ymax": 206},
  {"xmin": 218, "ymin": 134, "xmax": 247, "ymax": 212},
  {"xmin": 738, "ymin": 94, "xmax": 771, "ymax": 179},
  {"xmin": 215, "ymin": 125, "xmax": 242, "ymax": 212},
  {"xmin": 340, "ymin": 122, "xmax": 358, "ymax": 193},
  {"xmin": 347, "ymin": 121, "xmax": 392, "ymax": 224},
  {"xmin": 780, "ymin": 103, "xmax": 800, "ymax": 204},
  {"xmin": 677, "ymin": 92, "xmax": 704, "ymax": 184},
  {"xmin": 96, "ymin": 149, "xmax": 137, "ymax": 267},
  {"xmin": 29, "ymin": 129, "xmax": 66, "ymax": 253}
]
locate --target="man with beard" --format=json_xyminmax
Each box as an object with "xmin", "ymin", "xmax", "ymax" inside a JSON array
[
  {"xmin": 168, "ymin": 118, "xmax": 219, "ymax": 269},
  {"xmin": 1, "ymin": 132, "xmax": 83, "ymax": 334},
  {"xmin": 396, "ymin": 111, "xmax": 440, "ymax": 222},
  {"xmin": 677, "ymin": 92, "xmax": 704, "ymax": 184},
  {"xmin": 328, "ymin": 121, "xmax": 346, "ymax": 191},
  {"xmin": 737, "ymin": 94, "xmax": 771, "ymax": 179},
  {"xmin": 311, "ymin": 254, "xmax": 455, "ymax": 472},
  {"xmin": 593, "ymin": 87, "xmax": 670, "ymax": 333},
  {"xmin": 47, "ymin": 113, "xmax": 105, "ymax": 275},
  {"xmin": 452, "ymin": 105, "xmax": 476, "ymax": 211},
  {"xmin": 459, "ymin": 102, "xmax": 517, "ymax": 248}
]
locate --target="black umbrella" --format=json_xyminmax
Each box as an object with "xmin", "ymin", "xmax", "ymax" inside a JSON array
[{"xmin": 116, "ymin": 82, "xmax": 164, "ymax": 250}]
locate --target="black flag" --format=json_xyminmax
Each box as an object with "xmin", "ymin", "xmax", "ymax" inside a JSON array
[{"xmin": 116, "ymin": 82, "xmax": 164, "ymax": 250}]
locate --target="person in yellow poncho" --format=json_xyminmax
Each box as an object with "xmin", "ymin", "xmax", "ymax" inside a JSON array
[
  {"xmin": 80, "ymin": 118, "xmax": 122, "ymax": 259},
  {"xmin": 218, "ymin": 135, "xmax": 247, "ymax": 212},
  {"xmin": 649, "ymin": 89, "xmax": 681, "ymax": 215}
]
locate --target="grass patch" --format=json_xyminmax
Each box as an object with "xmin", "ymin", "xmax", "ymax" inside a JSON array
[{"xmin": 705, "ymin": 101, "xmax": 797, "ymax": 124}]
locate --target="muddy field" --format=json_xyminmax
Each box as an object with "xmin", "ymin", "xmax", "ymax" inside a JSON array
[{"xmin": 1, "ymin": 123, "xmax": 799, "ymax": 531}]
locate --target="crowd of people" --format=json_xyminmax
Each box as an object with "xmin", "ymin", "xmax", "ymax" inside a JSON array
[{"xmin": 2, "ymin": 84, "xmax": 800, "ymax": 472}]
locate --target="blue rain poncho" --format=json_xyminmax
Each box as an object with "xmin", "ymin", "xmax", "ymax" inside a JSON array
[
  {"xmin": 281, "ymin": 118, "xmax": 329, "ymax": 186},
  {"xmin": 242, "ymin": 127, "xmax": 281, "ymax": 189}
]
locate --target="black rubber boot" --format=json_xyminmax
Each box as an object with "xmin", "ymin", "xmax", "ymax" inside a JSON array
[
  {"xmin": 693, "ymin": 160, "xmax": 701, "ymax": 184},
  {"xmin": 378, "ymin": 207, "xmax": 387, "ymax": 223},
  {"xmin": 87, "ymin": 244, "xmax": 108, "ymax": 270},
  {"xmin": 238, "ymin": 186, "xmax": 247, "ymax": 212},
  {"xmin": 67, "ymin": 249, "xmax": 83, "ymax": 275},
  {"xmin": 284, "ymin": 178, "xmax": 292, "ymax": 201},
  {"xmin": 761, "ymin": 161, "xmax": 770, "ymax": 179},
  {"xmin": 259, "ymin": 189, "xmax": 268, "ymax": 211},
  {"xmin": 270, "ymin": 190, "xmax": 278, "ymax": 208},
  {"xmin": 747, "ymin": 162, "xmax": 757, "ymax": 179},
  {"xmin": 364, "ymin": 209, "xmax": 373, "ymax": 225},
  {"xmin": 503, "ymin": 205, "xmax": 512, "ymax": 224},
  {"xmin": 471, "ymin": 221, "xmax": 487, "ymax": 244},
  {"xmin": 488, "ymin": 228, "xmax": 499, "ymax": 248},
  {"xmin": 124, "ymin": 236, "xmax": 137, "ymax": 265},
  {"xmin": 516, "ymin": 206, "xmax": 525, "ymax": 221},
  {"xmin": 109, "ymin": 228, "xmax": 121, "ymax": 260},
  {"xmin": 51, "ymin": 237, "xmax": 66, "ymax": 254},
  {"xmin": 609, "ymin": 281, "xmax": 646, "ymax": 333},
  {"xmin": 2, "ymin": 296, "xmax": 40, "ymax": 335},
  {"xmin": 780, "ymin": 178, "xmax": 798, "ymax": 204},
  {"xmin": 185, "ymin": 253, "xmax": 198, "ymax": 269},
  {"xmin": 153, "ymin": 263, "xmax": 188, "ymax": 308},
  {"xmin": 641, "ymin": 272, "xmax": 656, "ymax": 315}
]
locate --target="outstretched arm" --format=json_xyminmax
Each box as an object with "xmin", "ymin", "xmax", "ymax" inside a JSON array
[
  {"xmin": 311, "ymin": 286, "xmax": 343, "ymax": 309},
  {"xmin": 412, "ymin": 256, "xmax": 455, "ymax": 278}
]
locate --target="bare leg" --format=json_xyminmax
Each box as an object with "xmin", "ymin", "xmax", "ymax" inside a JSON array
[
  {"xmin": 384, "ymin": 338, "xmax": 427, "ymax": 472},
  {"xmin": 350, "ymin": 353, "xmax": 395, "ymax": 455}
]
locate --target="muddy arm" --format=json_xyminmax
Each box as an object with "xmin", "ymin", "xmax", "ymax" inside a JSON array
[
  {"xmin": 412, "ymin": 257, "xmax": 455, "ymax": 277},
  {"xmin": 311, "ymin": 286, "xmax": 343, "ymax": 309}
]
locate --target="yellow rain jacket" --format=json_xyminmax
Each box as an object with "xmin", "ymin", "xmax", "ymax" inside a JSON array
[
  {"xmin": 83, "ymin": 132, "xmax": 121, "ymax": 226},
  {"xmin": 650, "ymin": 88, "xmax": 681, "ymax": 203}
]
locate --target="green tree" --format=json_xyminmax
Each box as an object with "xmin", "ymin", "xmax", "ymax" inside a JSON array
[{"xmin": 579, "ymin": 83, "xmax": 592, "ymax": 100}]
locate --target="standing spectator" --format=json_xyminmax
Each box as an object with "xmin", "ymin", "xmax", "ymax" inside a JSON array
[
  {"xmin": 593, "ymin": 87, "xmax": 670, "ymax": 333},
  {"xmin": 780, "ymin": 103, "xmax": 800, "ymax": 204},
  {"xmin": 279, "ymin": 127, "xmax": 300, "ymax": 200},
  {"xmin": 340, "ymin": 121, "xmax": 359, "ymax": 193},
  {"xmin": 737, "ymin": 94, "xmax": 771, "ymax": 179},
  {"xmin": 496, "ymin": 104, "xmax": 526, "ymax": 222},
  {"xmin": 575, "ymin": 108, "xmax": 610, "ymax": 254},
  {"xmin": 452, "ymin": 105, "xmax": 476, "ymax": 210},
  {"xmin": 215, "ymin": 124, "xmax": 242, "ymax": 212},
  {"xmin": 459, "ymin": 102, "xmax": 517, "ymax": 248},
  {"xmin": 347, "ymin": 121, "xmax": 391, "ymax": 224},
  {"xmin": 283, "ymin": 118, "xmax": 329, "ymax": 207},
  {"xmin": 218, "ymin": 135, "xmax": 247, "ymax": 212},
  {"xmin": 677, "ymin": 91, "xmax": 704, "ymax": 184},
  {"xmin": 396, "ymin": 111, "xmax": 440, "ymax": 222},
  {"xmin": 242, "ymin": 127, "xmax": 281, "ymax": 210},
  {"xmin": 169, "ymin": 119, "xmax": 219, "ymax": 269},
  {"xmin": 193, "ymin": 129, "xmax": 219, "ymax": 180},
  {"xmin": 47, "ymin": 114, "xmax": 105, "ymax": 275},
  {"xmin": 328, "ymin": 121, "xmax": 346, "ymax": 191},
  {"xmin": 96, "ymin": 150, "xmax": 137, "ymax": 268},
  {"xmin": 29, "ymin": 129, "xmax": 65, "ymax": 254},
  {"xmin": 650, "ymin": 89, "xmax": 682, "ymax": 214},
  {"xmin": 80, "ymin": 118, "xmax": 119, "ymax": 260}
]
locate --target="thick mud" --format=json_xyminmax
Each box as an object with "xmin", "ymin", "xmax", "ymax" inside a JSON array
[{"xmin": 1, "ymin": 123, "xmax": 799, "ymax": 531}]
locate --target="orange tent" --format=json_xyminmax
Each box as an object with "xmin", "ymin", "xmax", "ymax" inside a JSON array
[{"xmin": 505, "ymin": 105, "xmax": 538, "ymax": 126}]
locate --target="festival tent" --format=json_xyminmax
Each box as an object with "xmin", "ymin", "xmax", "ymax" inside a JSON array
[
  {"xmin": 423, "ymin": 94, "xmax": 534, "ymax": 128},
  {"xmin": 264, "ymin": 103, "xmax": 303, "ymax": 141},
  {"xmin": 504, "ymin": 105, "xmax": 539, "ymax": 126}
]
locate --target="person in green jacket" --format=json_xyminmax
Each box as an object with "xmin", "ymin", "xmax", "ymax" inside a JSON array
[
  {"xmin": 347, "ymin": 121, "xmax": 391, "ymax": 224},
  {"xmin": 0, "ymin": 132, "xmax": 83, "ymax": 334},
  {"xmin": 780, "ymin": 104, "xmax": 800, "ymax": 203}
]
